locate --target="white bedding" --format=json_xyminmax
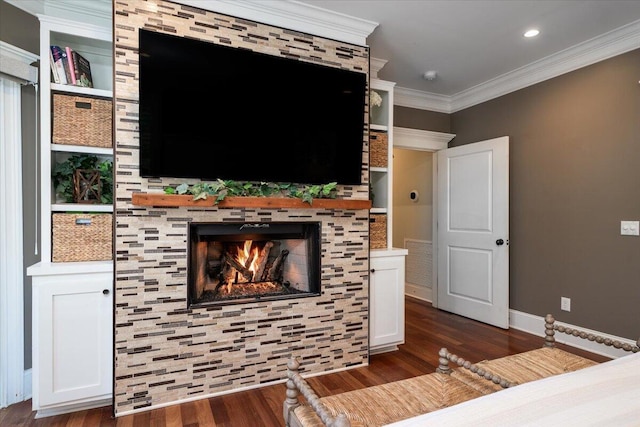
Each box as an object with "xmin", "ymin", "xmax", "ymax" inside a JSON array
[{"xmin": 386, "ymin": 352, "xmax": 640, "ymax": 427}]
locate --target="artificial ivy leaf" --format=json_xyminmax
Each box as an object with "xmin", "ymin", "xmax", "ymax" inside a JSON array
[
  {"xmin": 322, "ymin": 182, "xmax": 338, "ymax": 196},
  {"xmin": 307, "ymin": 185, "xmax": 321, "ymax": 198},
  {"xmin": 301, "ymin": 192, "xmax": 313, "ymax": 205},
  {"xmin": 176, "ymin": 183, "xmax": 189, "ymax": 194},
  {"xmin": 215, "ymin": 188, "xmax": 228, "ymax": 203}
]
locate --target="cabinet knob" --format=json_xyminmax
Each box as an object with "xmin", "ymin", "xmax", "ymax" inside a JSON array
[{"xmin": 102, "ymin": 289, "xmax": 110, "ymax": 295}]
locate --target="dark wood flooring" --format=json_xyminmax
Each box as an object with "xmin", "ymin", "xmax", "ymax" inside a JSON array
[{"xmin": 0, "ymin": 297, "xmax": 610, "ymax": 426}]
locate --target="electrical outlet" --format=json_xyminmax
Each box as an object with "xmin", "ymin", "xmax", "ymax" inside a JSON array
[
  {"xmin": 620, "ymin": 221, "xmax": 640, "ymax": 236},
  {"xmin": 561, "ymin": 297, "xmax": 571, "ymax": 312}
]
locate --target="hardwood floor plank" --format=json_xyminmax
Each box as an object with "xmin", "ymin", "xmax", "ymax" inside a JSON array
[
  {"xmin": 146, "ymin": 405, "xmax": 167, "ymax": 427},
  {"xmin": 114, "ymin": 412, "xmax": 134, "ymax": 427},
  {"xmin": 0, "ymin": 297, "xmax": 611, "ymax": 426},
  {"xmin": 206, "ymin": 394, "xmax": 230, "ymax": 426},
  {"xmin": 162, "ymin": 404, "xmax": 182, "ymax": 427},
  {"xmin": 220, "ymin": 390, "xmax": 262, "ymax": 427},
  {"xmin": 65, "ymin": 410, "xmax": 87, "ymax": 427},
  {"xmin": 177, "ymin": 401, "xmax": 199, "ymax": 427},
  {"xmin": 193, "ymin": 398, "xmax": 216, "ymax": 427},
  {"xmin": 0, "ymin": 399, "xmax": 36, "ymax": 427}
]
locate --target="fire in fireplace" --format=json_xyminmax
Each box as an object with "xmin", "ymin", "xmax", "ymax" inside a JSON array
[{"xmin": 188, "ymin": 222, "xmax": 321, "ymax": 306}]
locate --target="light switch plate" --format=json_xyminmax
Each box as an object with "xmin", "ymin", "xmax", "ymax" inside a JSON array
[{"xmin": 620, "ymin": 221, "xmax": 639, "ymax": 236}]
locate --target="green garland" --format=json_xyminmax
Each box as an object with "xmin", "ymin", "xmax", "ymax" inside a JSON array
[{"xmin": 164, "ymin": 179, "xmax": 338, "ymax": 205}]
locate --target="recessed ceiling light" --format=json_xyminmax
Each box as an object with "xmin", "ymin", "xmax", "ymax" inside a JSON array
[{"xmin": 524, "ymin": 29, "xmax": 540, "ymax": 38}]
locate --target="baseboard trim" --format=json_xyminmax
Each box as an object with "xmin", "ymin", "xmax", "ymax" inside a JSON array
[
  {"xmin": 34, "ymin": 397, "xmax": 111, "ymax": 419},
  {"xmin": 509, "ymin": 310, "xmax": 635, "ymax": 359},
  {"xmin": 405, "ymin": 284, "xmax": 432, "ymax": 302},
  {"xmin": 369, "ymin": 345, "xmax": 399, "ymax": 355}
]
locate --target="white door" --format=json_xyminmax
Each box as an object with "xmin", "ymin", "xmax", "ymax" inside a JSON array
[{"xmin": 436, "ymin": 136, "xmax": 509, "ymax": 328}]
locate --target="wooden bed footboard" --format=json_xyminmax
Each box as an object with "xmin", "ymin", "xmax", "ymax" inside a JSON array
[
  {"xmin": 283, "ymin": 348, "xmax": 510, "ymax": 427},
  {"xmin": 284, "ymin": 356, "xmax": 351, "ymax": 427},
  {"xmin": 543, "ymin": 314, "xmax": 639, "ymax": 353},
  {"xmin": 283, "ymin": 314, "xmax": 639, "ymax": 427},
  {"xmin": 436, "ymin": 347, "xmax": 517, "ymax": 388}
]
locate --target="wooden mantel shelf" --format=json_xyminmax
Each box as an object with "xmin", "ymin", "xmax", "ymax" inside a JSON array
[{"xmin": 131, "ymin": 193, "xmax": 372, "ymax": 210}]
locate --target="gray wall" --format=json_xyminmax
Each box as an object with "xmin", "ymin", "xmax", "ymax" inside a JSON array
[
  {"xmin": 450, "ymin": 49, "xmax": 640, "ymax": 339},
  {"xmin": 0, "ymin": 0, "xmax": 40, "ymax": 370},
  {"xmin": 395, "ymin": 105, "xmax": 450, "ymax": 133}
]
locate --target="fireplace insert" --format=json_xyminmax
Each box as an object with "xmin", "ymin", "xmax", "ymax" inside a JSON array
[{"xmin": 188, "ymin": 222, "xmax": 321, "ymax": 307}]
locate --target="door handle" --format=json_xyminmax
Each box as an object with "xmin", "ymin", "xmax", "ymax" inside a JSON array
[{"xmin": 496, "ymin": 239, "xmax": 505, "ymax": 246}]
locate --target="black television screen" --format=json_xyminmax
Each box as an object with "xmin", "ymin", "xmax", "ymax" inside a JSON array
[{"xmin": 138, "ymin": 29, "xmax": 367, "ymax": 185}]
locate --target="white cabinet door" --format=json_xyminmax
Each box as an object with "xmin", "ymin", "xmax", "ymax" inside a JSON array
[
  {"xmin": 370, "ymin": 254, "xmax": 406, "ymax": 352},
  {"xmin": 33, "ymin": 272, "xmax": 113, "ymax": 410}
]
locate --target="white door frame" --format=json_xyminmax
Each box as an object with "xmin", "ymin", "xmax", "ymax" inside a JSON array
[
  {"xmin": 0, "ymin": 42, "xmax": 38, "ymax": 408},
  {"xmin": 393, "ymin": 127, "xmax": 455, "ymax": 308}
]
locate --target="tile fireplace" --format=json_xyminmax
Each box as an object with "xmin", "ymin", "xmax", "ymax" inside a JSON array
[
  {"xmin": 189, "ymin": 222, "xmax": 321, "ymax": 306},
  {"xmin": 113, "ymin": 0, "xmax": 371, "ymax": 415}
]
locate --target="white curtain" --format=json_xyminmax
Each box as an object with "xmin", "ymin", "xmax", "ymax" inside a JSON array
[
  {"xmin": 0, "ymin": 74, "xmax": 26, "ymax": 409},
  {"xmin": 0, "ymin": 41, "xmax": 37, "ymax": 408}
]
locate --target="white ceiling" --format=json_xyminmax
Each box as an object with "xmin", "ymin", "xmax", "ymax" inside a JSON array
[
  {"xmin": 298, "ymin": 0, "xmax": 640, "ymax": 111},
  {"xmin": 8, "ymin": 0, "xmax": 640, "ymax": 112}
]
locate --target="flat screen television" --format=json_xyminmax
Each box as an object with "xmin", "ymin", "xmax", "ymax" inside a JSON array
[{"xmin": 138, "ymin": 28, "xmax": 367, "ymax": 185}]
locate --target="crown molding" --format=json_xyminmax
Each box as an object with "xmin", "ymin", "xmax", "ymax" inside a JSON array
[
  {"xmin": 394, "ymin": 88, "xmax": 452, "ymax": 114},
  {"xmin": 394, "ymin": 127, "xmax": 455, "ymax": 151},
  {"xmin": 176, "ymin": 0, "xmax": 378, "ymax": 46},
  {"xmin": 5, "ymin": 0, "xmax": 111, "ymax": 28},
  {"xmin": 397, "ymin": 18, "xmax": 640, "ymax": 114},
  {"xmin": 7, "ymin": 0, "xmax": 377, "ymax": 45},
  {"xmin": 370, "ymin": 58, "xmax": 388, "ymax": 79}
]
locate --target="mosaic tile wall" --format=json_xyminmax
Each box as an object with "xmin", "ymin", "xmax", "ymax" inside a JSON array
[{"xmin": 113, "ymin": 0, "xmax": 371, "ymax": 415}]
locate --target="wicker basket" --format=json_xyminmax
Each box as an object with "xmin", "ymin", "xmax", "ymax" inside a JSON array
[
  {"xmin": 370, "ymin": 214, "xmax": 387, "ymax": 249},
  {"xmin": 52, "ymin": 93, "xmax": 112, "ymax": 148},
  {"xmin": 52, "ymin": 213, "xmax": 113, "ymax": 262},
  {"xmin": 370, "ymin": 130, "xmax": 388, "ymax": 168}
]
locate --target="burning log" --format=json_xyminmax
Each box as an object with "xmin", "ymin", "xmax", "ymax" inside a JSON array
[
  {"xmin": 220, "ymin": 254, "xmax": 235, "ymax": 285},
  {"xmin": 267, "ymin": 249, "xmax": 289, "ymax": 282},
  {"xmin": 194, "ymin": 241, "xmax": 209, "ymax": 299},
  {"xmin": 253, "ymin": 241, "xmax": 274, "ymax": 282},
  {"xmin": 223, "ymin": 251, "xmax": 254, "ymax": 282}
]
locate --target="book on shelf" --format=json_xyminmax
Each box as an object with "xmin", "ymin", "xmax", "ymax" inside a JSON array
[
  {"xmin": 61, "ymin": 49, "xmax": 73, "ymax": 84},
  {"xmin": 49, "ymin": 46, "xmax": 67, "ymax": 85},
  {"xmin": 49, "ymin": 48, "xmax": 60, "ymax": 83},
  {"xmin": 49, "ymin": 45, "xmax": 94, "ymax": 88},
  {"xmin": 70, "ymin": 49, "xmax": 93, "ymax": 88},
  {"xmin": 65, "ymin": 46, "xmax": 77, "ymax": 85}
]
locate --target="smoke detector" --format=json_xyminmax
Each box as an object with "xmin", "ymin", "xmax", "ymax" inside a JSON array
[{"xmin": 423, "ymin": 70, "xmax": 438, "ymax": 81}]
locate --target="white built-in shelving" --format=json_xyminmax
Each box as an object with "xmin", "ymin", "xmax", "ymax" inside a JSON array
[
  {"xmin": 31, "ymin": 15, "xmax": 114, "ymax": 267},
  {"xmin": 369, "ymin": 73, "xmax": 408, "ymax": 354},
  {"xmin": 27, "ymin": 15, "xmax": 114, "ymax": 418}
]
